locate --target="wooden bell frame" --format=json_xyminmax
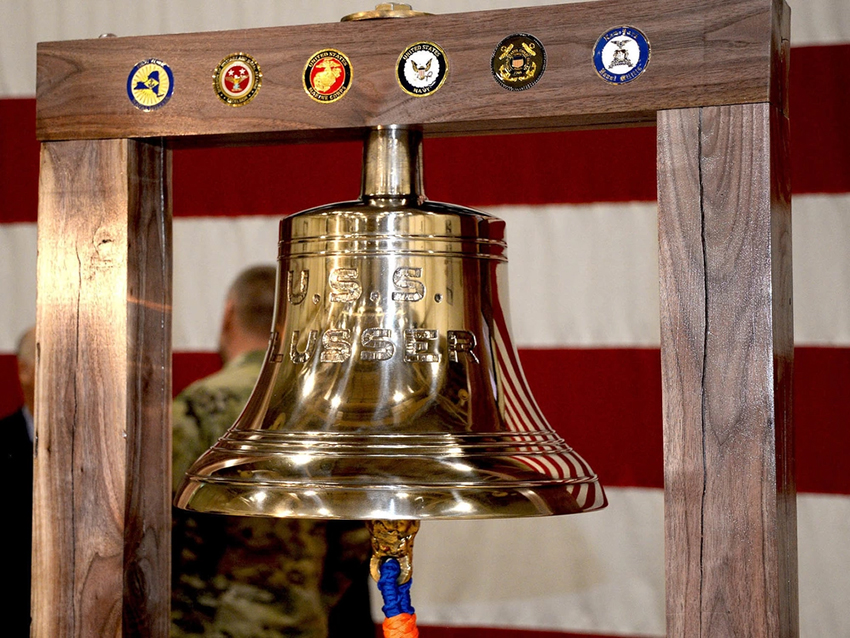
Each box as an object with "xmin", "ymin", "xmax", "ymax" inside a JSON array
[{"xmin": 32, "ymin": 0, "xmax": 795, "ymax": 635}]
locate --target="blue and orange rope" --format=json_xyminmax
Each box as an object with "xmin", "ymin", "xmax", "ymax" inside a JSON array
[{"xmin": 376, "ymin": 558, "xmax": 419, "ymax": 638}]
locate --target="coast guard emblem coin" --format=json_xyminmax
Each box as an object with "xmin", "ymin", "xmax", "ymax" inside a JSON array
[
  {"xmin": 593, "ymin": 26, "xmax": 650, "ymax": 84},
  {"xmin": 491, "ymin": 33, "xmax": 546, "ymax": 91},
  {"xmin": 213, "ymin": 52, "xmax": 262, "ymax": 106},
  {"xmin": 304, "ymin": 49, "xmax": 352, "ymax": 103},
  {"xmin": 127, "ymin": 59, "xmax": 174, "ymax": 111},
  {"xmin": 397, "ymin": 42, "xmax": 448, "ymax": 97}
]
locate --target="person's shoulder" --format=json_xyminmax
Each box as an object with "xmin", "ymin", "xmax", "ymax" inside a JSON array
[
  {"xmin": 173, "ymin": 351, "xmax": 264, "ymax": 416},
  {"xmin": 183, "ymin": 351, "xmax": 264, "ymax": 392}
]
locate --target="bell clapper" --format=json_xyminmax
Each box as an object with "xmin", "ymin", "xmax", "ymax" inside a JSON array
[{"xmin": 369, "ymin": 519, "xmax": 421, "ymax": 638}]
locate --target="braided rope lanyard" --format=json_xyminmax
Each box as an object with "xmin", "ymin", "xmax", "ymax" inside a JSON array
[
  {"xmin": 377, "ymin": 558, "xmax": 418, "ymax": 638},
  {"xmin": 368, "ymin": 520, "xmax": 421, "ymax": 638}
]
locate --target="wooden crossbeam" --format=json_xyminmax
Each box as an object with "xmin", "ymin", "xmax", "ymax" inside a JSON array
[{"xmin": 37, "ymin": 0, "xmax": 779, "ymax": 143}]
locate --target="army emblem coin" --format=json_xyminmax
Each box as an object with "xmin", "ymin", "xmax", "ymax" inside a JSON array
[
  {"xmin": 491, "ymin": 33, "xmax": 546, "ymax": 91},
  {"xmin": 304, "ymin": 49, "xmax": 352, "ymax": 103},
  {"xmin": 213, "ymin": 52, "xmax": 262, "ymax": 106},
  {"xmin": 127, "ymin": 59, "xmax": 174, "ymax": 111},
  {"xmin": 593, "ymin": 26, "xmax": 651, "ymax": 84},
  {"xmin": 397, "ymin": 42, "xmax": 448, "ymax": 97}
]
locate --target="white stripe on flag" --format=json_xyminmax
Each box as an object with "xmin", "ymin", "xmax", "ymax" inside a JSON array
[
  {"xmin": 371, "ymin": 488, "xmax": 850, "ymax": 637},
  {"xmin": 3, "ymin": 193, "xmax": 848, "ymax": 352}
]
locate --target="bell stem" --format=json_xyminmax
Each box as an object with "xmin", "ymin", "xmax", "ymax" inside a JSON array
[{"xmin": 361, "ymin": 126, "xmax": 425, "ymax": 200}]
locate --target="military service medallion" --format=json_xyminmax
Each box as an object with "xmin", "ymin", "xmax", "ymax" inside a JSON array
[
  {"xmin": 593, "ymin": 26, "xmax": 651, "ymax": 84},
  {"xmin": 397, "ymin": 42, "xmax": 448, "ymax": 97},
  {"xmin": 304, "ymin": 49, "xmax": 352, "ymax": 103},
  {"xmin": 127, "ymin": 59, "xmax": 174, "ymax": 111},
  {"xmin": 213, "ymin": 52, "xmax": 262, "ymax": 106},
  {"xmin": 491, "ymin": 33, "xmax": 546, "ymax": 91}
]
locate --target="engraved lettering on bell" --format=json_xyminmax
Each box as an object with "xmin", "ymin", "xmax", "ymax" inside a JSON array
[
  {"xmin": 289, "ymin": 329, "xmax": 318, "ymax": 363},
  {"xmin": 320, "ymin": 329, "xmax": 353, "ymax": 363},
  {"xmin": 404, "ymin": 329, "xmax": 440, "ymax": 363},
  {"xmin": 360, "ymin": 327, "xmax": 395, "ymax": 361},
  {"xmin": 329, "ymin": 267, "xmax": 362, "ymax": 302},
  {"xmin": 287, "ymin": 269, "xmax": 310, "ymax": 304},
  {"xmin": 391, "ymin": 266, "xmax": 425, "ymax": 301}
]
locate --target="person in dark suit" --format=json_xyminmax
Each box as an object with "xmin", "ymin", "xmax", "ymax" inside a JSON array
[{"xmin": 2, "ymin": 327, "xmax": 35, "ymax": 636}]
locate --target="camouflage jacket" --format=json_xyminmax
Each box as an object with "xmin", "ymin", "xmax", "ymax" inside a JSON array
[{"xmin": 172, "ymin": 350, "xmax": 373, "ymax": 638}]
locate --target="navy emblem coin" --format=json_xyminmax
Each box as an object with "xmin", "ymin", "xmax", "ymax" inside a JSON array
[
  {"xmin": 593, "ymin": 26, "xmax": 650, "ymax": 84},
  {"xmin": 491, "ymin": 33, "xmax": 546, "ymax": 91},
  {"xmin": 397, "ymin": 42, "xmax": 448, "ymax": 97},
  {"xmin": 213, "ymin": 52, "xmax": 262, "ymax": 106},
  {"xmin": 127, "ymin": 59, "xmax": 174, "ymax": 111},
  {"xmin": 304, "ymin": 49, "xmax": 352, "ymax": 103}
]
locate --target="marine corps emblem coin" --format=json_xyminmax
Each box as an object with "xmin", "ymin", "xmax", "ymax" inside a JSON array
[
  {"xmin": 303, "ymin": 49, "xmax": 352, "ymax": 103},
  {"xmin": 593, "ymin": 26, "xmax": 651, "ymax": 84},
  {"xmin": 213, "ymin": 52, "xmax": 262, "ymax": 106},
  {"xmin": 491, "ymin": 33, "xmax": 546, "ymax": 91},
  {"xmin": 397, "ymin": 42, "xmax": 448, "ymax": 97},
  {"xmin": 127, "ymin": 59, "xmax": 174, "ymax": 111}
]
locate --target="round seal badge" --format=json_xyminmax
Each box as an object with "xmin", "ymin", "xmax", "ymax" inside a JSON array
[
  {"xmin": 593, "ymin": 26, "xmax": 651, "ymax": 84},
  {"xmin": 213, "ymin": 52, "xmax": 262, "ymax": 106},
  {"xmin": 127, "ymin": 59, "xmax": 174, "ymax": 111},
  {"xmin": 397, "ymin": 42, "xmax": 448, "ymax": 97},
  {"xmin": 491, "ymin": 33, "xmax": 546, "ymax": 91},
  {"xmin": 303, "ymin": 49, "xmax": 352, "ymax": 103}
]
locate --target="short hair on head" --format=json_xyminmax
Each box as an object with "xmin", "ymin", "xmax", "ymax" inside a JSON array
[{"xmin": 228, "ymin": 265, "xmax": 277, "ymax": 337}]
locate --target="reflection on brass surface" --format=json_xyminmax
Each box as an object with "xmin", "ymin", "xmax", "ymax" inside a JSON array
[
  {"xmin": 175, "ymin": 125, "xmax": 606, "ymax": 521},
  {"xmin": 368, "ymin": 519, "xmax": 420, "ymax": 583},
  {"xmin": 342, "ymin": 3, "xmax": 431, "ymax": 21}
]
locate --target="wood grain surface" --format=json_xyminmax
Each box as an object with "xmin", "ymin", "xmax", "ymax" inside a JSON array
[
  {"xmin": 36, "ymin": 0, "xmax": 778, "ymax": 142},
  {"xmin": 657, "ymin": 102, "xmax": 796, "ymax": 636},
  {"xmin": 33, "ymin": 139, "xmax": 172, "ymax": 637}
]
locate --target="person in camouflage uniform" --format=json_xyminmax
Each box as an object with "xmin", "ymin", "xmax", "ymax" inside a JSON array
[{"xmin": 172, "ymin": 265, "xmax": 373, "ymax": 638}]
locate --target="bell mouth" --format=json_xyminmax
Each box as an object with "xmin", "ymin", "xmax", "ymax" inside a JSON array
[{"xmin": 175, "ymin": 431, "xmax": 606, "ymax": 520}]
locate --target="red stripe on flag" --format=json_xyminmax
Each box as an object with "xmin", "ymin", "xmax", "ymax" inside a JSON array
[
  {"xmin": 519, "ymin": 347, "xmax": 850, "ymax": 496},
  {"xmin": 0, "ymin": 355, "xmax": 24, "ymax": 416},
  {"xmin": 793, "ymin": 346, "xmax": 850, "ymax": 494},
  {"xmin": 172, "ymin": 351, "xmax": 222, "ymax": 397},
  {"xmin": 2, "ymin": 346, "xmax": 848, "ymax": 494},
  {"xmin": 0, "ymin": 99, "xmax": 38, "ymax": 224},
  {"xmin": 790, "ymin": 44, "xmax": 850, "ymax": 195},
  {"xmin": 520, "ymin": 348, "xmax": 664, "ymax": 491}
]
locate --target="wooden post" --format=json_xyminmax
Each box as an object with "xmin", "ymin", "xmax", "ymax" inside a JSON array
[
  {"xmin": 657, "ymin": 2, "xmax": 794, "ymax": 634},
  {"xmin": 33, "ymin": 139, "xmax": 172, "ymax": 637}
]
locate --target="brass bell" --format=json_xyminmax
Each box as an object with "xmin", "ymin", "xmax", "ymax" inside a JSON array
[{"xmin": 175, "ymin": 125, "xmax": 606, "ymax": 520}]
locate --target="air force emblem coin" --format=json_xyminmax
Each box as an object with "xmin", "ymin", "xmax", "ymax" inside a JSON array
[
  {"xmin": 127, "ymin": 59, "xmax": 174, "ymax": 111},
  {"xmin": 397, "ymin": 42, "xmax": 448, "ymax": 97},
  {"xmin": 491, "ymin": 33, "xmax": 546, "ymax": 91},
  {"xmin": 213, "ymin": 52, "xmax": 262, "ymax": 106},
  {"xmin": 304, "ymin": 49, "xmax": 352, "ymax": 103},
  {"xmin": 593, "ymin": 26, "xmax": 651, "ymax": 84}
]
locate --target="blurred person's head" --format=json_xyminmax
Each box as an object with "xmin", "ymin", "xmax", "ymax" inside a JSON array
[
  {"xmin": 17, "ymin": 327, "xmax": 36, "ymax": 413},
  {"xmin": 218, "ymin": 265, "xmax": 276, "ymax": 364}
]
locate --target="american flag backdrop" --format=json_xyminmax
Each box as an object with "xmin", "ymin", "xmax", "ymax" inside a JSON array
[{"xmin": 1, "ymin": 1, "xmax": 848, "ymax": 636}]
